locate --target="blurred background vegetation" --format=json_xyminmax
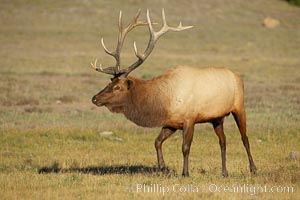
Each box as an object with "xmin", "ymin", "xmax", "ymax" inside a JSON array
[
  {"xmin": 287, "ymin": 0, "xmax": 300, "ymax": 6},
  {"xmin": 0, "ymin": 0, "xmax": 299, "ymax": 199}
]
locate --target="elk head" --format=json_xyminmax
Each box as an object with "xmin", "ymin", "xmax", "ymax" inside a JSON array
[
  {"xmin": 91, "ymin": 78, "xmax": 133, "ymax": 113},
  {"xmin": 91, "ymin": 9, "xmax": 193, "ymax": 111}
]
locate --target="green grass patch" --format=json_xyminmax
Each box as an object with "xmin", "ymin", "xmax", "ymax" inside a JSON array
[{"xmin": 0, "ymin": 0, "xmax": 299, "ymax": 199}]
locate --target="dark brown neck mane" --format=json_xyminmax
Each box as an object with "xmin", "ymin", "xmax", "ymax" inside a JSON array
[{"xmin": 122, "ymin": 77, "xmax": 171, "ymax": 127}]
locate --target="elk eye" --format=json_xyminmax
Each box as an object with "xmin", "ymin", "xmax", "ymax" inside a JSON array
[{"xmin": 113, "ymin": 85, "xmax": 121, "ymax": 91}]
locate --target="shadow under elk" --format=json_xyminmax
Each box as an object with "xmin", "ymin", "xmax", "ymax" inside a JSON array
[{"xmin": 91, "ymin": 9, "xmax": 256, "ymax": 177}]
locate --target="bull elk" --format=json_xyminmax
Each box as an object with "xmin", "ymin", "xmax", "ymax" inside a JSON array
[{"xmin": 91, "ymin": 9, "xmax": 256, "ymax": 177}]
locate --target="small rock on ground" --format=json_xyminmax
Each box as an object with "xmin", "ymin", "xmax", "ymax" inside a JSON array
[
  {"xmin": 289, "ymin": 151, "xmax": 300, "ymax": 161},
  {"xmin": 99, "ymin": 131, "xmax": 114, "ymax": 136}
]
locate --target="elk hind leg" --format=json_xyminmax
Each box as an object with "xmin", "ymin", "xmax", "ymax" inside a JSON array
[
  {"xmin": 232, "ymin": 110, "xmax": 257, "ymax": 174},
  {"xmin": 212, "ymin": 117, "xmax": 228, "ymax": 177}
]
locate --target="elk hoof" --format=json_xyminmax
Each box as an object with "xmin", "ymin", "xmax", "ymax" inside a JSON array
[
  {"xmin": 160, "ymin": 167, "xmax": 170, "ymax": 174},
  {"xmin": 222, "ymin": 170, "xmax": 228, "ymax": 177},
  {"xmin": 182, "ymin": 171, "xmax": 189, "ymax": 177},
  {"xmin": 250, "ymin": 165, "xmax": 257, "ymax": 175}
]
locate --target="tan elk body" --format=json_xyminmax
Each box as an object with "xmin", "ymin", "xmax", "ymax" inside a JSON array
[
  {"xmin": 91, "ymin": 9, "xmax": 256, "ymax": 177},
  {"xmin": 109, "ymin": 66, "xmax": 242, "ymax": 129}
]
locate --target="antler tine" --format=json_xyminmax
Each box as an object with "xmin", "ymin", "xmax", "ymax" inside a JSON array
[
  {"xmin": 118, "ymin": 10, "xmax": 123, "ymax": 31},
  {"xmin": 156, "ymin": 8, "xmax": 193, "ymax": 38},
  {"xmin": 133, "ymin": 41, "xmax": 138, "ymax": 57},
  {"xmin": 90, "ymin": 58, "xmax": 119, "ymax": 75},
  {"xmin": 131, "ymin": 9, "xmax": 153, "ymax": 62},
  {"xmin": 101, "ymin": 38, "xmax": 114, "ymax": 56},
  {"xmin": 174, "ymin": 21, "xmax": 194, "ymax": 30},
  {"xmin": 133, "ymin": 41, "xmax": 144, "ymax": 60},
  {"xmin": 146, "ymin": 9, "xmax": 154, "ymax": 38},
  {"xmin": 90, "ymin": 59, "xmax": 104, "ymax": 72},
  {"xmin": 161, "ymin": 8, "xmax": 167, "ymax": 28},
  {"xmin": 128, "ymin": 9, "xmax": 142, "ymax": 31}
]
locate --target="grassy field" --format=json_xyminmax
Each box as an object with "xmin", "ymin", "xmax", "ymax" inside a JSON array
[{"xmin": 0, "ymin": 0, "xmax": 299, "ymax": 199}]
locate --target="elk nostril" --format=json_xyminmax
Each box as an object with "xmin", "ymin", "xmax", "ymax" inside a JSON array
[{"xmin": 92, "ymin": 96, "xmax": 97, "ymax": 104}]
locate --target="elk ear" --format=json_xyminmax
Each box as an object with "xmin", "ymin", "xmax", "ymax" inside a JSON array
[{"xmin": 126, "ymin": 79, "xmax": 133, "ymax": 89}]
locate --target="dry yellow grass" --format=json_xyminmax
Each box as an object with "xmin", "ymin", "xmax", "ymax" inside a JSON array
[{"xmin": 0, "ymin": 0, "xmax": 299, "ymax": 199}]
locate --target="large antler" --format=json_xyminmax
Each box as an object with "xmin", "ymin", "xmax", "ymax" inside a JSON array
[
  {"xmin": 91, "ymin": 9, "xmax": 148, "ymax": 76},
  {"xmin": 91, "ymin": 9, "xmax": 193, "ymax": 78}
]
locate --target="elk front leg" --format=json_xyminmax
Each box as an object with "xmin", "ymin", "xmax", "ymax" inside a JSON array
[
  {"xmin": 182, "ymin": 122, "xmax": 195, "ymax": 177},
  {"xmin": 155, "ymin": 127, "xmax": 177, "ymax": 173}
]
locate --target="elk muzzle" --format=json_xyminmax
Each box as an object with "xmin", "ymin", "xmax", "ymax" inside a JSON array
[{"xmin": 92, "ymin": 95, "xmax": 107, "ymax": 107}]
